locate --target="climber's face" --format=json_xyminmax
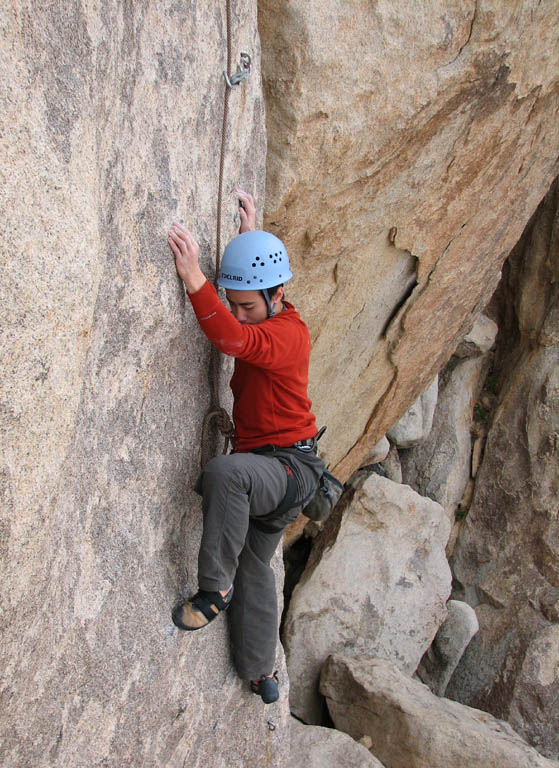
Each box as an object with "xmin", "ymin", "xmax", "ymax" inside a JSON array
[{"xmin": 226, "ymin": 287, "xmax": 283, "ymax": 324}]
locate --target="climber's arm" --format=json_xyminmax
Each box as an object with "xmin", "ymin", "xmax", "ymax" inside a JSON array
[{"xmin": 168, "ymin": 223, "xmax": 207, "ymax": 294}]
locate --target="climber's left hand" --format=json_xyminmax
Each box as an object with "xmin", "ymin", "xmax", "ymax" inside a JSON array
[{"xmin": 168, "ymin": 223, "xmax": 207, "ymax": 294}]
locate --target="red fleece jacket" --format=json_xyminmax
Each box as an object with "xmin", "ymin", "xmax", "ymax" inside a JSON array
[{"xmin": 188, "ymin": 280, "xmax": 317, "ymax": 451}]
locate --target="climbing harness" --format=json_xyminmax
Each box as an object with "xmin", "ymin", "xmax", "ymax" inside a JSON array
[
  {"xmin": 248, "ymin": 428, "xmax": 336, "ymax": 534},
  {"xmin": 200, "ymin": 0, "xmax": 251, "ymax": 468}
]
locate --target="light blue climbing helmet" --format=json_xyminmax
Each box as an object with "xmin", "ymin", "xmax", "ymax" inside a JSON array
[{"xmin": 217, "ymin": 230, "xmax": 292, "ymax": 316}]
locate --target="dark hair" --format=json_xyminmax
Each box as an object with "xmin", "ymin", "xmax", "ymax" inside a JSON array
[{"xmin": 265, "ymin": 284, "xmax": 283, "ymax": 299}]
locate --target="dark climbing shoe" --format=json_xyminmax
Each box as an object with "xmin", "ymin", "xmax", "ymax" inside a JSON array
[
  {"xmin": 172, "ymin": 586, "xmax": 233, "ymax": 631},
  {"xmin": 250, "ymin": 672, "xmax": 279, "ymax": 704}
]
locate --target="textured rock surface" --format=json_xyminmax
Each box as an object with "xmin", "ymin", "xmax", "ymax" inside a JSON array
[
  {"xmin": 321, "ymin": 655, "xmax": 559, "ymax": 768},
  {"xmin": 387, "ymin": 377, "xmax": 438, "ymax": 449},
  {"xmin": 289, "ymin": 717, "xmax": 385, "ymax": 768},
  {"xmin": 0, "ymin": 4, "xmax": 291, "ymax": 766},
  {"xmin": 259, "ymin": 0, "xmax": 559, "ymax": 479},
  {"xmin": 417, "ymin": 599, "xmax": 479, "ymax": 696},
  {"xmin": 284, "ymin": 472, "xmax": 451, "ymax": 723},
  {"xmin": 448, "ymin": 176, "xmax": 559, "ymax": 758},
  {"xmin": 400, "ymin": 356, "xmax": 486, "ymax": 518},
  {"xmin": 4, "ymin": 1, "xmax": 559, "ymax": 764}
]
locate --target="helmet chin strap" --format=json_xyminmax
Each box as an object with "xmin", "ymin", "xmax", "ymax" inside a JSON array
[{"xmin": 262, "ymin": 290, "xmax": 275, "ymax": 318}]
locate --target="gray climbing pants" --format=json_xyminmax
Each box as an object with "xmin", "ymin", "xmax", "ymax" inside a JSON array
[{"xmin": 196, "ymin": 448, "xmax": 324, "ymax": 680}]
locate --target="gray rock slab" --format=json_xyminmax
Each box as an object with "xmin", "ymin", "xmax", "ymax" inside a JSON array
[{"xmin": 0, "ymin": 3, "xmax": 281, "ymax": 766}]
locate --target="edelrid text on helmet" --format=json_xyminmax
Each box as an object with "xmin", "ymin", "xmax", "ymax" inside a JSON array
[{"xmin": 217, "ymin": 231, "xmax": 293, "ymax": 291}]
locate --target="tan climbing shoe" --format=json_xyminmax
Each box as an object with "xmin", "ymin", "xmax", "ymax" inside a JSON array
[{"xmin": 172, "ymin": 587, "xmax": 233, "ymax": 631}]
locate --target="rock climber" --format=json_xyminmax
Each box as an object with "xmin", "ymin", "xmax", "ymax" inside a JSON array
[{"xmin": 167, "ymin": 190, "xmax": 324, "ymax": 704}]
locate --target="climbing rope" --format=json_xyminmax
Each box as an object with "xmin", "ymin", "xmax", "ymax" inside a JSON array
[{"xmin": 200, "ymin": 0, "xmax": 251, "ymax": 469}]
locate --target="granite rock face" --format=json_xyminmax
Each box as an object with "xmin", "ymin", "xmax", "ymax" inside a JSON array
[
  {"xmin": 259, "ymin": 0, "xmax": 559, "ymax": 479},
  {"xmin": 448, "ymin": 176, "xmax": 559, "ymax": 758},
  {"xmin": 321, "ymin": 655, "xmax": 559, "ymax": 768},
  {"xmin": 0, "ymin": 4, "xmax": 288, "ymax": 766},
  {"xmin": 283, "ymin": 472, "xmax": 451, "ymax": 723}
]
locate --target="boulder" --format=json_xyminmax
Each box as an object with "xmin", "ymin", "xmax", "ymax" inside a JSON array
[
  {"xmin": 259, "ymin": 1, "xmax": 559, "ymax": 480},
  {"xmin": 0, "ymin": 3, "xmax": 288, "ymax": 766},
  {"xmin": 289, "ymin": 717, "xmax": 385, "ymax": 768},
  {"xmin": 400, "ymin": 356, "xmax": 486, "ymax": 518},
  {"xmin": 508, "ymin": 626, "xmax": 559, "ymax": 758},
  {"xmin": 417, "ymin": 599, "xmax": 479, "ymax": 696},
  {"xmin": 448, "ymin": 176, "xmax": 559, "ymax": 758},
  {"xmin": 283, "ymin": 472, "xmax": 451, "ymax": 723},
  {"xmin": 378, "ymin": 443, "xmax": 403, "ymax": 484},
  {"xmin": 455, "ymin": 314, "xmax": 499, "ymax": 358},
  {"xmin": 387, "ymin": 377, "xmax": 438, "ymax": 449},
  {"xmin": 365, "ymin": 435, "xmax": 391, "ymax": 464},
  {"xmin": 320, "ymin": 655, "xmax": 559, "ymax": 768}
]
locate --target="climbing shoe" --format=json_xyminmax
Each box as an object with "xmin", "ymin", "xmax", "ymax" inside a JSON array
[
  {"xmin": 250, "ymin": 672, "xmax": 279, "ymax": 704},
  {"xmin": 172, "ymin": 586, "xmax": 233, "ymax": 631}
]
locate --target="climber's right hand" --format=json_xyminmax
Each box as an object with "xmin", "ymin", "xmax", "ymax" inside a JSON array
[
  {"xmin": 168, "ymin": 223, "xmax": 207, "ymax": 294},
  {"xmin": 236, "ymin": 189, "xmax": 256, "ymax": 233}
]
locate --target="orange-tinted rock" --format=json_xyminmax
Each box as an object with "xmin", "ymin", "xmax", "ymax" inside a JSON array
[{"xmin": 260, "ymin": 1, "xmax": 559, "ymax": 479}]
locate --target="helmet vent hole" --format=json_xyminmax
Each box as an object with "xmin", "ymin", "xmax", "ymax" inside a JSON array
[
  {"xmin": 247, "ymin": 280, "xmax": 251, "ymax": 285},
  {"xmin": 252, "ymin": 263, "xmax": 256, "ymax": 267},
  {"xmin": 259, "ymin": 279, "xmax": 263, "ymax": 283},
  {"xmin": 255, "ymin": 256, "xmax": 260, "ymax": 261}
]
